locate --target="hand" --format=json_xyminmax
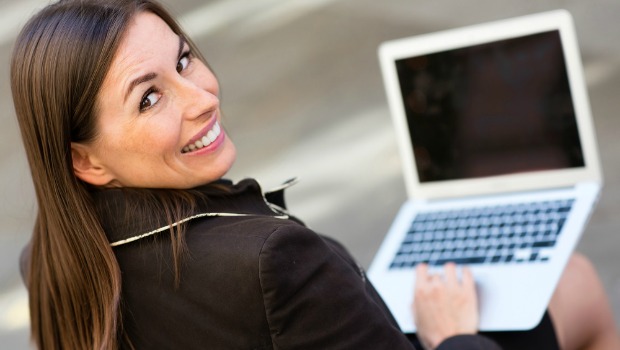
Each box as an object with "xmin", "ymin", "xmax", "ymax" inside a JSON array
[{"xmin": 412, "ymin": 263, "xmax": 479, "ymax": 349}]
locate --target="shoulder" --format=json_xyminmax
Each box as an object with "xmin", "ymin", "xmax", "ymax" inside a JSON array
[
  {"xmin": 257, "ymin": 222, "xmax": 349, "ymax": 268},
  {"xmin": 181, "ymin": 215, "xmax": 323, "ymax": 272},
  {"xmin": 177, "ymin": 211, "xmax": 360, "ymax": 280},
  {"xmin": 181, "ymin": 214, "xmax": 355, "ymax": 293}
]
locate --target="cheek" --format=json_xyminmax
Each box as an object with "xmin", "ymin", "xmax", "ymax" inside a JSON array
[
  {"xmin": 105, "ymin": 119, "xmax": 180, "ymax": 157},
  {"xmin": 134, "ymin": 121, "xmax": 180, "ymax": 154}
]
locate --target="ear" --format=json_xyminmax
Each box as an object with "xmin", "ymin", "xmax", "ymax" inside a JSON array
[{"xmin": 71, "ymin": 143, "xmax": 116, "ymax": 187}]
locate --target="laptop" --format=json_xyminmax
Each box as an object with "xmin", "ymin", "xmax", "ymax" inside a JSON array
[{"xmin": 367, "ymin": 9, "xmax": 602, "ymax": 332}]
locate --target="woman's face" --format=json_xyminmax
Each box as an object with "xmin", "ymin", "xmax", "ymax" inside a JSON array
[{"xmin": 74, "ymin": 12, "xmax": 236, "ymax": 189}]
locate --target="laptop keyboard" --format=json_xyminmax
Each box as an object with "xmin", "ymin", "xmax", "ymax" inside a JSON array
[{"xmin": 389, "ymin": 198, "xmax": 574, "ymax": 269}]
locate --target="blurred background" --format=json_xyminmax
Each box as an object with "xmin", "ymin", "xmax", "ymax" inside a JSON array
[{"xmin": 1, "ymin": 0, "xmax": 619, "ymax": 348}]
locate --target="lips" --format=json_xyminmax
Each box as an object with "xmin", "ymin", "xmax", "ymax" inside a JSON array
[{"xmin": 182, "ymin": 121, "xmax": 222, "ymax": 154}]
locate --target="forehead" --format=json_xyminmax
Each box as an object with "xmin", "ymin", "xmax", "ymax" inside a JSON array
[
  {"xmin": 121, "ymin": 11, "xmax": 177, "ymax": 53},
  {"xmin": 106, "ymin": 12, "xmax": 178, "ymax": 82}
]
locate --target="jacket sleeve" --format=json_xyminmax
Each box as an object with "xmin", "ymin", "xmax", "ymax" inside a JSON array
[
  {"xmin": 258, "ymin": 223, "xmax": 504, "ymax": 350},
  {"xmin": 258, "ymin": 223, "xmax": 416, "ymax": 349},
  {"xmin": 437, "ymin": 335, "xmax": 502, "ymax": 350}
]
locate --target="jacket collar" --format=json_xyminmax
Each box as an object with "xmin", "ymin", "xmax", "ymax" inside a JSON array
[{"xmin": 92, "ymin": 178, "xmax": 295, "ymax": 247}]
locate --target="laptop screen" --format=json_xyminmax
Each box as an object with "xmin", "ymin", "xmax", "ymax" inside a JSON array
[{"xmin": 395, "ymin": 30, "xmax": 585, "ymax": 183}]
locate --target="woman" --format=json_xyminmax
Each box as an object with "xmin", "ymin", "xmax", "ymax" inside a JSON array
[{"xmin": 12, "ymin": 0, "xmax": 618, "ymax": 349}]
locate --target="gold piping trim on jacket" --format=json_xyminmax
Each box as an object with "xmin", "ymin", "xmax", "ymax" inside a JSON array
[{"xmin": 110, "ymin": 212, "xmax": 289, "ymax": 247}]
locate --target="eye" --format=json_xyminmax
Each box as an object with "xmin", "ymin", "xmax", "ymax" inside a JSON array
[
  {"xmin": 139, "ymin": 89, "xmax": 161, "ymax": 112},
  {"xmin": 177, "ymin": 52, "xmax": 191, "ymax": 73}
]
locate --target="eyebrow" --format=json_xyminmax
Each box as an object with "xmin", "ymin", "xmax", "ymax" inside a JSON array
[
  {"xmin": 124, "ymin": 72, "xmax": 157, "ymax": 103},
  {"xmin": 123, "ymin": 35, "xmax": 187, "ymax": 103}
]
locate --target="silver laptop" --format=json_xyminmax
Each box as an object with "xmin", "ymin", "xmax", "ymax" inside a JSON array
[{"xmin": 368, "ymin": 9, "xmax": 602, "ymax": 332}]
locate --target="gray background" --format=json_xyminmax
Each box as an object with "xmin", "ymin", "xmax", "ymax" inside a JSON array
[{"xmin": 1, "ymin": 0, "xmax": 618, "ymax": 348}]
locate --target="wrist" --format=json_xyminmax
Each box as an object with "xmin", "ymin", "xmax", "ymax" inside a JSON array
[{"xmin": 423, "ymin": 328, "xmax": 458, "ymax": 349}]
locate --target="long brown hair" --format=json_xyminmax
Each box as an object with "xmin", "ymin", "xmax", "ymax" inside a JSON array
[{"xmin": 11, "ymin": 0, "xmax": 207, "ymax": 348}]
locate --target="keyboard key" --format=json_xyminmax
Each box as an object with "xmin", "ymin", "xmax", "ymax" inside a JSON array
[
  {"xmin": 430, "ymin": 256, "xmax": 487, "ymax": 265},
  {"xmin": 532, "ymin": 240, "xmax": 556, "ymax": 248}
]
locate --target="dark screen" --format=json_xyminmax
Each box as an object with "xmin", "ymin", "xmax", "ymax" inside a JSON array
[{"xmin": 396, "ymin": 30, "xmax": 584, "ymax": 183}]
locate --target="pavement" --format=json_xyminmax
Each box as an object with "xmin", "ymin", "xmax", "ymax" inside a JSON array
[{"xmin": 1, "ymin": 0, "xmax": 619, "ymax": 348}]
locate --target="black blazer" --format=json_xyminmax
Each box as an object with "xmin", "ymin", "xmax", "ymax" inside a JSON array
[{"xmin": 33, "ymin": 179, "xmax": 504, "ymax": 349}]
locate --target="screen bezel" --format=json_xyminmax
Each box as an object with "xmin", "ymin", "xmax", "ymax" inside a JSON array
[{"xmin": 379, "ymin": 10, "xmax": 602, "ymax": 200}]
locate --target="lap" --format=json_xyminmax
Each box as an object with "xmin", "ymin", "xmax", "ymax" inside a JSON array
[{"xmin": 406, "ymin": 310, "xmax": 560, "ymax": 350}]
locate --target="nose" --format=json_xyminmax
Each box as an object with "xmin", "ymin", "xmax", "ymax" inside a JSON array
[{"xmin": 174, "ymin": 76, "xmax": 219, "ymax": 121}]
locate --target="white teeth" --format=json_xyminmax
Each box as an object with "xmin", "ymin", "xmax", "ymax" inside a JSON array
[
  {"xmin": 183, "ymin": 121, "xmax": 222, "ymax": 153},
  {"xmin": 207, "ymin": 130, "xmax": 216, "ymax": 142}
]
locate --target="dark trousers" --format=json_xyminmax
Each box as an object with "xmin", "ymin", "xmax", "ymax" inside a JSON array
[{"xmin": 406, "ymin": 311, "xmax": 560, "ymax": 350}]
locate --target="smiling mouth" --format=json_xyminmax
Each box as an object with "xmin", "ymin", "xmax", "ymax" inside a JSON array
[{"xmin": 182, "ymin": 121, "xmax": 222, "ymax": 154}]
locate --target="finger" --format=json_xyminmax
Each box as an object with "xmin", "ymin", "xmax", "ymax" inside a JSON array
[
  {"xmin": 415, "ymin": 263, "xmax": 429, "ymax": 286},
  {"xmin": 461, "ymin": 266, "xmax": 475, "ymax": 288},
  {"xmin": 444, "ymin": 262, "xmax": 458, "ymax": 287},
  {"xmin": 427, "ymin": 273, "xmax": 442, "ymax": 285}
]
